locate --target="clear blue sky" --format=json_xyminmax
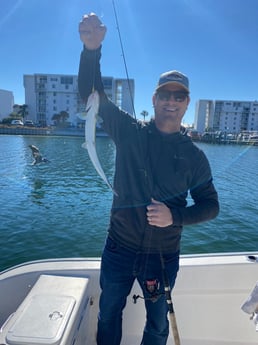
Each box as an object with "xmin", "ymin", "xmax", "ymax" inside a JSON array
[{"xmin": 1, "ymin": 0, "xmax": 258, "ymax": 124}]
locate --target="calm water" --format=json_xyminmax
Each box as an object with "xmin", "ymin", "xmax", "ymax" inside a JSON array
[{"xmin": 0, "ymin": 135, "xmax": 258, "ymax": 271}]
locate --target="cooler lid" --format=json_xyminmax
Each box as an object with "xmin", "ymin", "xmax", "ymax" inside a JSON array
[{"xmin": 6, "ymin": 294, "xmax": 75, "ymax": 345}]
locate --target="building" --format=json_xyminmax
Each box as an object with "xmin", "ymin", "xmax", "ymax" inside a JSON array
[
  {"xmin": 194, "ymin": 100, "xmax": 214, "ymax": 133},
  {"xmin": 0, "ymin": 89, "xmax": 14, "ymax": 121},
  {"xmin": 195, "ymin": 99, "xmax": 258, "ymax": 133},
  {"xmin": 23, "ymin": 73, "xmax": 135, "ymax": 126}
]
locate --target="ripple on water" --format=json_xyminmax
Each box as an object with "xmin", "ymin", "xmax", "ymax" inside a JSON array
[{"xmin": 1, "ymin": 136, "xmax": 258, "ymax": 271}]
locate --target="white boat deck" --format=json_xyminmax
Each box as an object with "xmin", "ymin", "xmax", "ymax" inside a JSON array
[{"xmin": 0, "ymin": 253, "xmax": 258, "ymax": 345}]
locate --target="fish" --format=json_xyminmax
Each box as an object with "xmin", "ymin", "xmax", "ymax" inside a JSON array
[{"xmin": 77, "ymin": 90, "xmax": 117, "ymax": 195}]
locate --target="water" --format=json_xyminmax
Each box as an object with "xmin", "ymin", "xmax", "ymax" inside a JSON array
[{"xmin": 0, "ymin": 135, "xmax": 258, "ymax": 272}]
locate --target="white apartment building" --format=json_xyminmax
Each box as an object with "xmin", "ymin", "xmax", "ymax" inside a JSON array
[
  {"xmin": 23, "ymin": 73, "xmax": 135, "ymax": 126},
  {"xmin": 0, "ymin": 89, "xmax": 14, "ymax": 121},
  {"xmin": 195, "ymin": 99, "xmax": 258, "ymax": 133},
  {"xmin": 194, "ymin": 100, "xmax": 214, "ymax": 133}
]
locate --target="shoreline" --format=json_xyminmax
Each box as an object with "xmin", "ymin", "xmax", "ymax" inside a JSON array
[
  {"xmin": 0, "ymin": 126, "xmax": 108, "ymax": 137},
  {"xmin": 0, "ymin": 126, "xmax": 257, "ymax": 145}
]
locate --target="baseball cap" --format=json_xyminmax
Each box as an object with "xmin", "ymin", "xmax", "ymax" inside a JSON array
[{"xmin": 155, "ymin": 70, "xmax": 189, "ymax": 92}]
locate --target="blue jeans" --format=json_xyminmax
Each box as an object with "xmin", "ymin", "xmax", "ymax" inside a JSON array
[{"xmin": 96, "ymin": 237, "xmax": 179, "ymax": 345}]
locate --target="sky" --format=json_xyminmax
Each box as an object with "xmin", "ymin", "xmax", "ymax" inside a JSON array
[{"xmin": 1, "ymin": 0, "xmax": 258, "ymax": 125}]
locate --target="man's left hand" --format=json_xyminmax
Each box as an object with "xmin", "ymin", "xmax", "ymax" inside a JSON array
[{"xmin": 146, "ymin": 198, "xmax": 173, "ymax": 227}]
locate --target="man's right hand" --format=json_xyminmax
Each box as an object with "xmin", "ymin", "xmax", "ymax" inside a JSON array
[{"xmin": 79, "ymin": 13, "xmax": 107, "ymax": 50}]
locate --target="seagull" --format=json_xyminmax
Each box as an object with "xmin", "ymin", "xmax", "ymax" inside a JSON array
[{"xmin": 28, "ymin": 145, "xmax": 49, "ymax": 165}]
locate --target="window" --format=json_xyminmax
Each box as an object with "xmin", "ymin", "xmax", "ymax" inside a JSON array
[
  {"xmin": 61, "ymin": 76, "xmax": 73, "ymax": 84},
  {"xmin": 38, "ymin": 76, "xmax": 47, "ymax": 82},
  {"xmin": 103, "ymin": 78, "xmax": 112, "ymax": 88}
]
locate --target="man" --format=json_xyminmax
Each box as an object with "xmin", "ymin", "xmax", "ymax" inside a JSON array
[{"xmin": 78, "ymin": 13, "xmax": 219, "ymax": 345}]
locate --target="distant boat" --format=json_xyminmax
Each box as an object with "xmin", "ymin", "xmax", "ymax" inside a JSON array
[
  {"xmin": 1, "ymin": 253, "xmax": 258, "ymax": 345},
  {"xmin": 249, "ymin": 135, "xmax": 258, "ymax": 143}
]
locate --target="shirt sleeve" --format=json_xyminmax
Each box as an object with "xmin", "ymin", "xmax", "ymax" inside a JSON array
[
  {"xmin": 78, "ymin": 45, "xmax": 104, "ymax": 102},
  {"xmin": 172, "ymin": 151, "xmax": 219, "ymax": 226}
]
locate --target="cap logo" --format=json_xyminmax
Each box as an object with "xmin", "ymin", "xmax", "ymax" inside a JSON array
[{"xmin": 167, "ymin": 74, "xmax": 183, "ymax": 81}]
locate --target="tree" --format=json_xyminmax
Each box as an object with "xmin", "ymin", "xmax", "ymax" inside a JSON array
[
  {"xmin": 52, "ymin": 113, "xmax": 61, "ymax": 125},
  {"xmin": 51, "ymin": 111, "xmax": 69, "ymax": 127},
  {"xmin": 59, "ymin": 110, "xmax": 69, "ymax": 123},
  {"xmin": 140, "ymin": 110, "xmax": 149, "ymax": 121},
  {"xmin": 18, "ymin": 104, "xmax": 28, "ymax": 120}
]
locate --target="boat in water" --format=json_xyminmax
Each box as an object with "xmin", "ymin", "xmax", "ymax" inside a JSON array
[{"xmin": 1, "ymin": 253, "xmax": 258, "ymax": 345}]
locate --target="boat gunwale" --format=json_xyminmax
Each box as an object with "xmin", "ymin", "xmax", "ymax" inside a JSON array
[{"xmin": 1, "ymin": 252, "xmax": 258, "ymax": 279}]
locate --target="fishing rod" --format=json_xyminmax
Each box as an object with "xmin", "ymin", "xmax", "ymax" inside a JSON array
[
  {"xmin": 111, "ymin": 0, "xmax": 137, "ymax": 119},
  {"xmin": 111, "ymin": 4, "xmax": 180, "ymax": 343},
  {"xmin": 133, "ymin": 252, "xmax": 181, "ymax": 344},
  {"xmin": 160, "ymin": 252, "xmax": 181, "ymax": 345},
  {"xmin": 111, "ymin": 0, "xmax": 150, "ymax": 191}
]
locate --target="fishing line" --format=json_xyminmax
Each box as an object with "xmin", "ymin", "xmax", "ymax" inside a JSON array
[
  {"xmin": 213, "ymin": 145, "xmax": 253, "ymax": 178},
  {"xmin": 110, "ymin": 0, "xmax": 152, "ymax": 201},
  {"xmin": 111, "ymin": 0, "xmax": 154, "ymax": 277},
  {"xmin": 111, "ymin": 0, "xmax": 136, "ymax": 119},
  {"xmin": 111, "ymin": 0, "xmax": 153, "ymax": 193},
  {"xmin": 0, "ymin": 0, "xmax": 23, "ymax": 28},
  {"xmin": 110, "ymin": 6, "xmax": 177, "ymax": 329},
  {"xmin": 111, "ymin": 3, "xmax": 166, "ymax": 299}
]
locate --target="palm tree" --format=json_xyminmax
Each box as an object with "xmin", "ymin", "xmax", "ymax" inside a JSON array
[
  {"xmin": 18, "ymin": 104, "xmax": 28, "ymax": 120},
  {"xmin": 59, "ymin": 111, "xmax": 69, "ymax": 123},
  {"xmin": 52, "ymin": 113, "xmax": 61, "ymax": 125},
  {"xmin": 52, "ymin": 111, "xmax": 69, "ymax": 126},
  {"xmin": 140, "ymin": 110, "xmax": 149, "ymax": 121}
]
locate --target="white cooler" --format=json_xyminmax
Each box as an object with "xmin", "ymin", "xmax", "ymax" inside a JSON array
[{"xmin": 2, "ymin": 274, "xmax": 90, "ymax": 345}]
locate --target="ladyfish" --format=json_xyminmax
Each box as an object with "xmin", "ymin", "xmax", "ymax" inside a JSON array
[{"xmin": 77, "ymin": 90, "xmax": 116, "ymax": 195}]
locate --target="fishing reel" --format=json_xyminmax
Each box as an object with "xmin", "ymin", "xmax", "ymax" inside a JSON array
[{"xmin": 133, "ymin": 279, "xmax": 163, "ymax": 304}]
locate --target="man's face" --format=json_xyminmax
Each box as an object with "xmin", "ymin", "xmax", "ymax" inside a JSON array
[{"xmin": 152, "ymin": 84, "xmax": 190, "ymax": 129}]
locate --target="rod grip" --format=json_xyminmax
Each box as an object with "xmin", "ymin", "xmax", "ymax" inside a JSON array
[{"xmin": 169, "ymin": 312, "xmax": 181, "ymax": 345}]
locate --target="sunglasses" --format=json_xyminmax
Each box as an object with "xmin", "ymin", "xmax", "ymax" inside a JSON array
[{"xmin": 157, "ymin": 90, "xmax": 189, "ymax": 102}]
